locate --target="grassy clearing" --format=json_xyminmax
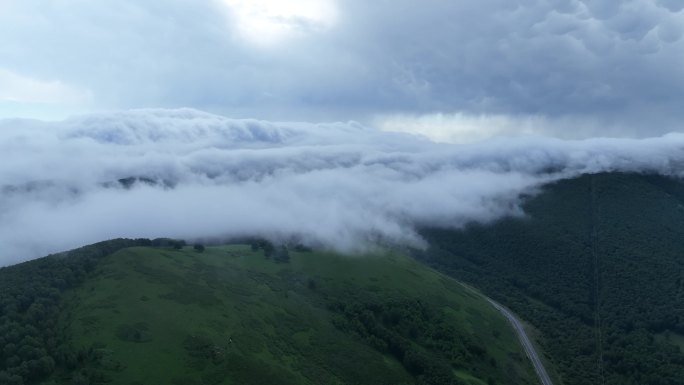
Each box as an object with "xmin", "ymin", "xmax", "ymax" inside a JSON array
[{"xmin": 56, "ymin": 245, "xmax": 537, "ymax": 385}]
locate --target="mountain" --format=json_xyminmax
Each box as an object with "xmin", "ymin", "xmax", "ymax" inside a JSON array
[
  {"xmin": 418, "ymin": 172, "xmax": 684, "ymax": 385},
  {"xmin": 0, "ymin": 241, "xmax": 537, "ymax": 385},
  {"xmin": 7, "ymin": 171, "xmax": 683, "ymax": 385}
]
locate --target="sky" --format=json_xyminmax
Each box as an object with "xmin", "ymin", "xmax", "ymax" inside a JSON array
[
  {"xmin": 1, "ymin": 0, "xmax": 683, "ymax": 140},
  {"xmin": 2, "ymin": 1, "xmax": 684, "ymax": 264}
]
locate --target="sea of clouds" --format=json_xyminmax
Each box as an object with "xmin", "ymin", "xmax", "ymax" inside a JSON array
[{"xmin": 1, "ymin": 108, "xmax": 684, "ymax": 265}]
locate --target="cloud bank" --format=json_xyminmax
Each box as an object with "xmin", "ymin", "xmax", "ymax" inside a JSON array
[{"xmin": 2, "ymin": 109, "xmax": 684, "ymax": 265}]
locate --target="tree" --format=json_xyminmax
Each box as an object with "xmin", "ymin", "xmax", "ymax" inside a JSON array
[
  {"xmin": 262, "ymin": 242, "xmax": 275, "ymax": 259},
  {"xmin": 275, "ymin": 246, "xmax": 290, "ymax": 263},
  {"xmin": 193, "ymin": 244, "xmax": 205, "ymax": 253},
  {"xmin": 0, "ymin": 371, "xmax": 23, "ymax": 385}
]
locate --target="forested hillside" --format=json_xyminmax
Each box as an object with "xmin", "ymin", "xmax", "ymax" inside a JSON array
[
  {"xmin": 419, "ymin": 173, "xmax": 684, "ymax": 385},
  {"xmin": 0, "ymin": 241, "xmax": 537, "ymax": 385}
]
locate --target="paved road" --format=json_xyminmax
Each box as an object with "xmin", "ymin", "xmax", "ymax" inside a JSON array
[
  {"xmin": 460, "ymin": 284, "xmax": 554, "ymax": 385},
  {"xmin": 485, "ymin": 298, "xmax": 554, "ymax": 385}
]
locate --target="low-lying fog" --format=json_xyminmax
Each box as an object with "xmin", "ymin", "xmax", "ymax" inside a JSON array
[{"xmin": 2, "ymin": 108, "xmax": 683, "ymax": 265}]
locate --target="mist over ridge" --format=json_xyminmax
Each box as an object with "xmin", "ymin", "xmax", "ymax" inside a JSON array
[{"xmin": 2, "ymin": 108, "xmax": 684, "ymax": 265}]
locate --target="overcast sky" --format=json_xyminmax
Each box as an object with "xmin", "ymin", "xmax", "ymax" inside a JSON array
[{"xmin": 1, "ymin": 0, "xmax": 683, "ymax": 140}]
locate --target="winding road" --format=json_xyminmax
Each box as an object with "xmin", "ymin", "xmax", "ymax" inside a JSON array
[
  {"xmin": 485, "ymin": 297, "xmax": 554, "ymax": 385},
  {"xmin": 460, "ymin": 284, "xmax": 554, "ymax": 385}
]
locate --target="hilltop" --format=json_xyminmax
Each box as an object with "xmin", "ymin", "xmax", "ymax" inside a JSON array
[{"xmin": 0, "ymin": 242, "xmax": 537, "ymax": 385}]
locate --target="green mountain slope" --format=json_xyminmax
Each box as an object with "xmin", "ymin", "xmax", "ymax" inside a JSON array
[
  {"xmin": 419, "ymin": 173, "xmax": 684, "ymax": 385},
  {"xmin": 1, "ymin": 242, "xmax": 538, "ymax": 385}
]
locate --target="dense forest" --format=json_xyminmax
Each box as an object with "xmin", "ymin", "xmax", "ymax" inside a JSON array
[
  {"xmin": 327, "ymin": 290, "xmax": 503, "ymax": 385},
  {"xmin": 418, "ymin": 173, "xmax": 684, "ymax": 385}
]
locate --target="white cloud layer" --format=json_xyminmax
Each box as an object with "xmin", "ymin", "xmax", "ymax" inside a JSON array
[{"xmin": 2, "ymin": 109, "xmax": 684, "ymax": 265}]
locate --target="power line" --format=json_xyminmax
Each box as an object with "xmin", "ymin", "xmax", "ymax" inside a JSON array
[{"xmin": 590, "ymin": 176, "xmax": 606, "ymax": 385}]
